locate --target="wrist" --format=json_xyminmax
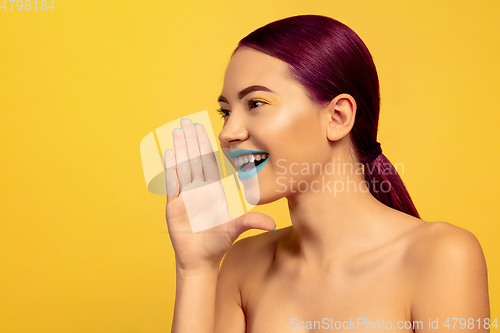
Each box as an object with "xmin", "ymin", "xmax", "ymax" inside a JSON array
[{"xmin": 175, "ymin": 261, "xmax": 220, "ymax": 278}]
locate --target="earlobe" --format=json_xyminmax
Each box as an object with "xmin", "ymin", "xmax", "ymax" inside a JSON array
[{"xmin": 326, "ymin": 122, "xmax": 338, "ymax": 142}]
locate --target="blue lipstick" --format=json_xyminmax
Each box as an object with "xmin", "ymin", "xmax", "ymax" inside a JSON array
[{"xmin": 228, "ymin": 149, "xmax": 269, "ymax": 181}]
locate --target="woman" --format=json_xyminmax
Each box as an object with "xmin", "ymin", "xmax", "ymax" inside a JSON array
[{"xmin": 164, "ymin": 15, "xmax": 489, "ymax": 332}]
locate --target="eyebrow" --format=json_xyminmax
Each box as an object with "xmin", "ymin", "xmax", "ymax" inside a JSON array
[{"xmin": 217, "ymin": 85, "xmax": 275, "ymax": 103}]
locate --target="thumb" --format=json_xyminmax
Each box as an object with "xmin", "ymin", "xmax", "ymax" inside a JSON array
[{"xmin": 226, "ymin": 212, "xmax": 276, "ymax": 243}]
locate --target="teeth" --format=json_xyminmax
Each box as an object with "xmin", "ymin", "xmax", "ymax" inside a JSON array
[{"xmin": 234, "ymin": 153, "xmax": 268, "ymax": 167}]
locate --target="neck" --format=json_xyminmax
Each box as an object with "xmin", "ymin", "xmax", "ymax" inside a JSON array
[{"xmin": 282, "ymin": 157, "xmax": 405, "ymax": 269}]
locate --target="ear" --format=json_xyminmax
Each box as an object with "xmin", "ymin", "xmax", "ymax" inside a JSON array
[{"xmin": 324, "ymin": 93, "xmax": 357, "ymax": 142}]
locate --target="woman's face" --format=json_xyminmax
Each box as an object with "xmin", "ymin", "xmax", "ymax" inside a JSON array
[{"xmin": 218, "ymin": 47, "xmax": 333, "ymax": 204}]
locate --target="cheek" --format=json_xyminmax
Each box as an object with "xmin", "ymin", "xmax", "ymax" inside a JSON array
[
  {"xmin": 258, "ymin": 109, "xmax": 327, "ymax": 181},
  {"xmin": 271, "ymin": 108, "xmax": 325, "ymax": 155}
]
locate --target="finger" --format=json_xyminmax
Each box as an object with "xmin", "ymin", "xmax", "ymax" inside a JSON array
[
  {"xmin": 164, "ymin": 149, "xmax": 179, "ymax": 202},
  {"xmin": 180, "ymin": 118, "xmax": 203, "ymax": 182},
  {"xmin": 225, "ymin": 212, "xmax": 276, "ymax": 243},
  {"xmin": 172, "ymin": 128, "xmax": 191, "ymax": 190},
  {"xmin": 194, "ymin": 123, "xmax": 221, "ymax": 182}
]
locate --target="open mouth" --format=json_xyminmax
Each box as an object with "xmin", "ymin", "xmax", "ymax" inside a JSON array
[
  {"xmin": 235, "ymin": 153, "xmax": 269, "ymax": 171},
  {"xmin": 228, "ymin": 149, "xmax": 270, "ymax": 180}
]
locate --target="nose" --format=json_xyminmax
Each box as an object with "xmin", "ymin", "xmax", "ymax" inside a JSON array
[{"xmin": 218, "ymin": 113, "xmax": 249, "ymax": 147}]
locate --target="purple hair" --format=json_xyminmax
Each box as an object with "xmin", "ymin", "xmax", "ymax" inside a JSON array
[{"xmin": 233, "ymin": 15, "xmax": 420, "ymax": 218}]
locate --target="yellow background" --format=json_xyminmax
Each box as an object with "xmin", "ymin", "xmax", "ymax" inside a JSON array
[{"xmin": 1, "ymin": 0, "xmax": 499, "ymax": 332}]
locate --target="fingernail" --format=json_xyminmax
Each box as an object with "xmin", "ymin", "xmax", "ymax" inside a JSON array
[
  {"xmin": 174, "ymin": 127, "xmax": 181, "ymax": 130},
  {"xmin": 193, "ymin": 122, "xmax": 198, "ymax": 125},
  {"xmin": 181, "ymin": 117, "xmax": 188, "ymax": 120},
  {"xmin": 272, "ymin": 224, "xmax": 277, "ymax": 231}
]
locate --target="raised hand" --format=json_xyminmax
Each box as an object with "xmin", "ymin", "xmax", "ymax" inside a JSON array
[{"xmin": 164, "ymin": 118, "xmax": 275, "ymax": 272}]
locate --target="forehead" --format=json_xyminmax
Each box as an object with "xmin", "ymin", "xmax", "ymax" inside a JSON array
[{"xmin": 221, "ymin": 47, "xmax": 294, "ymax": 96}]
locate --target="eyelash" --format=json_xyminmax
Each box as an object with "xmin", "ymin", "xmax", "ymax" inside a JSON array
[{"xmin": 216, "ymin": 99, "xmax": 268, "ymax": 119}]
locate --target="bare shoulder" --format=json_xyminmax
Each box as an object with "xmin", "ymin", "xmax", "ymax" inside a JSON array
[
  {"xmin": 215, "ymin": 227, "xmax": 286, "ymax": 331},
  {"xmin": 215, "ymin": 228, "xmax": 287, "ymax": 331},
  {"xmin": 404, "ymin": 221, "xmax": 490, "ymax": 319},
  {"xmin": 405, "ymin": 221, "xmax": 487, "ymax": 270},
  {"xmin": 220, "ymin": 227, "xmax": 288, "ymax": 279}
]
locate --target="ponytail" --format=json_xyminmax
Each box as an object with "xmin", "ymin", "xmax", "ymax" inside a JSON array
[{"xmin": 363, "ymin": 153, "xmax": 420, "ymax": 218}]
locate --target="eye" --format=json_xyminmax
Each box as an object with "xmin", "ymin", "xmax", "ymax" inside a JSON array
[
  {"xmin": 246, "ymin": 98, "xmax": 268, "ymax": 109},
  {"xmin": 216, "ymin": 99, "xmax": 269, "ymax": 119},
  {"xmin": 216, "ymin": 107, "xmax": 230, "ymax": 119}
]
